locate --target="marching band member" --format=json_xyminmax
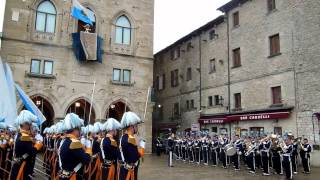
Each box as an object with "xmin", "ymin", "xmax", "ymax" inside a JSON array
[
  {"xmin": 244, "ymin": 136, "xmax": 256, "ymax": 174},
  {"xmin": 202, "ymin": 135, "xmax": 209, "ymax": 165},
  {"xmin": 270, "ymin": 135, "xmax": 282, "ymax": 175},
  {"xmin": 181, "ymin": 137, "xmax": 187, "ymax": 161},
  {"xmin": 219, "ymin": 135, "xmax": 228, "ymax": 169},
  {"xmin": 58, "ymin": 113, "xmax": 91, "ymax": 180},
  {"xmin": 9, "ymin": 110, "xmax": 43, "ymax": 180},
  {"xmin": 292, "ymin": 138, "xmax": 299, "ymax": 175},
  {"xmin": 187, "ymin": 137, "xmax": 194, "ymax": 163},
  {"xmin": 210, "ymin": 135, "xmax": 219, "ymax": 166},
  {"xmin": 167, "ymin": 133, "xmax": 174, "ymax": 167},
  {"xmin": 119, "ymin": 112, "xmax": 145, "ymax": 180},
  {"xmin": 100, "ymin": 118, "xmax": 121, "ymax": 180},
  {"xmin": 232, "ymin": 135, "xmax": 243, "ymax": 171},
  {"xmin": 155, "ymin": 137, "xmax": 162, "ymax": 156},
  {"xmin": 260, "ymin": 135, "xmax": 271, "ymax": 176},
  {"xmin": 0, "ymin": 122, "xmax": 8, "ymax": 179},
  {"xmin": 300, "ymin": 138, "xmax": 312, "ymax": 174},
  {"xmin": 282, "ymin": 137, "xmax": 293, "ymax": 180}
]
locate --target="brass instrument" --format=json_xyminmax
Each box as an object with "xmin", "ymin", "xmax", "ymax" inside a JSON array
[{"xmin": 278, "ymin": 138, "xmax": 288, "ymax": 152}]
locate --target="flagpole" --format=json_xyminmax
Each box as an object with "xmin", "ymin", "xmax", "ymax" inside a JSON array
[
  {"xmin": 143, "ymin": 87, "xmax": 151, "ymax": 121},
  {"xmin": 88, "ymin": 81, "xmax": 96, "ymax": 125}
]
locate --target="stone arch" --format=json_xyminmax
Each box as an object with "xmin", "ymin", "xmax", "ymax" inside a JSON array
[
  {"xmin": 112, "ymin": 10, "xmax": 136, "ymax": 28},
  {"xmin": 105, "ymin": 99, "xmax": 132, "ymax": 121},
  {"xmin": 64, "ymin": 96, "xmax": 97, "ymax": 125}
]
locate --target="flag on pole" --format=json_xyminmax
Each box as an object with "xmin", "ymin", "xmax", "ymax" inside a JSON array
[
  {"xmin": 71, "ymin": 0, "xmax": 95, "ymax": 25},
  {"xmin": 15, "ymin": 84, "xmax": 46, "ymax": 125},
  {"xmin": 4, "ymin": 63, "xmax": 17, "ymax": 125},
  {"xmin": 0, "ymin": 57, "xmax": 14, "ymax": 125}
]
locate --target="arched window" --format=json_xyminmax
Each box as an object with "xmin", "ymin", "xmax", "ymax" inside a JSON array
[
  {"xmin": 35, "ymin": 1, "xmax": 56, "ymax": 33},
  {"xmin": 115, "ymin": 15, "xmax": 131, "ymax": 45}
]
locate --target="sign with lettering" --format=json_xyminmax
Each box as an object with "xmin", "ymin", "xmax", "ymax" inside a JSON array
[
  {"xmin": 191, "ymin": 123, "xmax": 200, "ymax": 131},
  {"xmin": 198, "ymin": 118, "xmax": 227, "ymax": 124},
  {"xmin": 227, "ymin": 112, "xmax": 290, "ymax": 121}
]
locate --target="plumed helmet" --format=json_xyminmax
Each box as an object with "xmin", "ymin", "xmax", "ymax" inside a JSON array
[
  {"xmin": 0, "ymin": 122, "xmax": 7, "ymax": 130},
  {"xmin": 120, "ymin": 112, "xmax": 142, "ymax": 128},
  {"xmin": 81, "ymin": 126, "xmax": 88, "ymax": 135},
  {"xmin": 32, "ymin": 123, "xmax": 40, "ymax": 132},
  {"xmin": 15, "ymin": 110, "xmax": 37, "ymax": 126},
  {"xmin": 55, "ymin": 121, "xmax": 65, "ymax": 134},
  {"xmin": 93, "ymin": 121, "xmax": 103, "ymax": 133},
  {"xmin": 103, "ymin": 118, "xmax": 121, "ymax": 132},
  {"xmin": 63, "ymin": 113, "xmax": 84, "ymax": 131}
]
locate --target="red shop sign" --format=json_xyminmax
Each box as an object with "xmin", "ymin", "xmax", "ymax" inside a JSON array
[{"xmin": 227, "ymin": 112, "xmax": 290, "ymax": 122}]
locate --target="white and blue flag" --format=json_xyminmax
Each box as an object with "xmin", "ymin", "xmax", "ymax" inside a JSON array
[
  {"xmin": 15, "ymin": 84, "xmax": 46, "ymax": 125},
  {"xmin": 71, "ymin": 0, "xmax": 95, "ymax": 26}
]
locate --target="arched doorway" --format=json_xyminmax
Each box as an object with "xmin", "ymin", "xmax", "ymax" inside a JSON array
[
  {"xmin": 22, "ymin": 96, "xmax": 55, "ymax": 134},
  {"xmin": 106, "ymin": 101, "xmax": 130, "ymax": 121},
  {"xmin": 66, "ymin": 99, "xmax": 96, "ymax": 125}
]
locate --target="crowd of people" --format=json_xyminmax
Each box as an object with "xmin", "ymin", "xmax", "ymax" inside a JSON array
[
  {"xmin": 0, "ymin": 110, "xmax": 145, "ymax": 180},
  {"xmin": 163, "ymin": 132, "xmax": 312, "ymax": 180}
]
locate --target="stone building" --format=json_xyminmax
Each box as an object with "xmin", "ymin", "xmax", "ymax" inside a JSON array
[
  {"xmin": 0, "ymin": 0, "xmax": 154, "ymax": 152},
  {"xmin": 154, "ymin": 0, "xmax": 320, "ymax": 144}
]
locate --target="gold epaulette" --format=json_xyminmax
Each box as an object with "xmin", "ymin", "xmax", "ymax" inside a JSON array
[
  {"xmin": 111, "ymin": 139, "xmax": 118, "ymax": 147},
  {"xmin": 128, "ymin": 135, "xmax": 137, "ymax": 146},
  {"xmin": 69, "ymin": 139, "xmax": 83, "ymax": 149},
  {"xmin": 20, "ymin": 135, "xmax": 33, "ymax": 142}
]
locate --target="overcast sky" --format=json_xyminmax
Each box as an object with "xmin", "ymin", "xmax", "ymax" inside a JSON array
[{"xmin": 0, "ymin": 0, "xmax": 230, "ymax": 53}]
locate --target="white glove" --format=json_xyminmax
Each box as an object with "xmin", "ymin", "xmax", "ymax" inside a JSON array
[
  {"xmin": 35, "ymin": 134, "xmax": 43, "ymax": 142},
  {"xmin": 304, "ymin": 148, "xmax": 308, "ymax": 151},
  {"xmin": 80, "ymin": 137, "xmax": 86, "ymax": 146},
  {"xmin": 238, "ymin": 151, "xmax": 242, "ymax": 155},
  {"xmin": 85, "ymin": 139, "xmax": 92, "ymax": 148},
  {"xmin": 2, "ymin": 140, "xmax": 7, "ymax": 145},
  {"xmin": 139, "ymin": 139, "xmax": 146, "ymax": 149}
]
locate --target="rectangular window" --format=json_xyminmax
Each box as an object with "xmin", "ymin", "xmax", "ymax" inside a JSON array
[
  {"xmin": 162, "ymin": 74, "xmax": 166, "ymax": 90},
  {"xmin": 209, "ymin": 59, "xmax": 216, "ymax": 73},
  {"xmin": 209, "ymin": 30, "xmax": 216, "ymax": 40},
  {"xmin": 271, "ymin": 86, "xmax": 282, "ymax": 104},
  {"xmin": 187, "ymin": 42, "xmax": 192, "ymax": 52},
  {"xmin": 267, "ymin": 0, "xmax": 276, "ymax": 11},
  {"xmin": 158, "ymin": 75, "xmax": 163, "ymax": 90},
  {"xmin": 233, "ymin": 48, "xmax": 241, "ymax": 67},
  {"xmin": 123, "ymin": 69, "xmax": 131, "ymax": 83},
  {"xmin": 190, "ymin": 100, "xmax": 194, "ymax": 109},
  {"xmin": 186, "ymin": 100, "xmax": 190, "ymax": 110},
  {"xmin": 170, "ymin": 50, "xmax": 174, "ymax": 60},
  {"xmin": 234, "ymin": 93, "xmax": 241, "ymax": 109},
  {"xmin": 274, "ymin": 127, "xmax": 282, "ymax": 136},
  {"xmin": 174, "ymin": 47, "xmax": 181, "ymax": 59},
  {"xmin": 46, "ymin": 14, "xmax": 56, "ymax": 33},
  {"xmin": 171, "ymin": 69, "xmax": 179, "ymax": 87},
  {"xmin": 208, "ymin": 96, "xmax": 213, "ymax": 106},
  {"xmin": 43, "ymin": 60, "xmax": 53, "ymax": 75},
  {"xmin": 156, "ymin": 76, "xmax": 160, "ymax": 90},
  {"xmin": 173, "ymin": 103, "xmax": 180, "ymax": 117},
  {"xmin": 113, "ymin": 68, "xmax": 121, "ymax": 81},
  {"xmin": 214, "ymin": 95, "xmax": 220, "ymax": 105},
  {"xmin": 186, "ymin": 67, "xmax": 192, "ymax": 81},
  {"xmin": 211, "ymin": 127, "xmax": 218, "ymax": 133},
  {"xmin": 30, "ymin": 59, "xmax": 41, "ymax": 74},
  {"xmin": 250, "ymin": 127, "xmax": 264, "ymax": 137},
  {"xmin": 233, "ymin": 11, "xmax": 239, "ymax": 27},
  {"xmin": 36, "ymin": 12, "xmax": 46, "ymax": 32},
  {"xmin": 269, "ymin": 34, "xmax": 280, "ymax": 56}
]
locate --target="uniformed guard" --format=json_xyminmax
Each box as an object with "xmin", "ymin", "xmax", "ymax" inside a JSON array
[
  {"xmin": 300, "ymin": 138, "xmax": 312, "ymax": 174},
  {"xmin": 119, "ymin": 112, "xmax": 145, "ymax": 180},
  {"xmin": 100, "ymin": 118, "xmax": 121, "ymax": 180},
  {"xmin": 9, "ymin": 110, "xmax": 43, "ymax": 180},
  {"xmin": 58, "ymin": 113, "xmax": 91, "ymax": 180}
]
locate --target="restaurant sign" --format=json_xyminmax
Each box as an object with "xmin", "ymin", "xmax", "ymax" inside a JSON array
[
  {"xmin": 227, "ymin": 112, "xmax": 290, "ymax": 121},
  {"xmin": 198, "ymin": 118, "xmax": 227, "ymax": 124}
]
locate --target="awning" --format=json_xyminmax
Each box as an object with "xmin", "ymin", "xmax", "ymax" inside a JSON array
[{"xmin": 199, "ymin": 107, "xmax": 293, "ymax": 124}]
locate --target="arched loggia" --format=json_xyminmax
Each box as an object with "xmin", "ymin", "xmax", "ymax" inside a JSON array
[{"xmin": 66, "ymin": 99, "xmax": 96, "ymax": 125}]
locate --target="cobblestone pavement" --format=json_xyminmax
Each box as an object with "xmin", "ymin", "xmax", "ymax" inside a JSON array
[{"xmin": 139, "ymin": 155, "xmax": 318, "ymax": 180}]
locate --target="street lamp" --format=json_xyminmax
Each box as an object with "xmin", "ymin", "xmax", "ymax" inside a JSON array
[
  {"xmin": 158, "ymin": 104, "xmax": 162, "ymax": 108},
  {"xmin": 75, "ymin": 102, "xmax": 81, "ymax": 107},
  {"xmin": 110, "ymin": 104, "xmax": 115, "ymax": 109},
  {"xmin": 36, "ymin": 100, "xmax": 41, "ymax": 106}
]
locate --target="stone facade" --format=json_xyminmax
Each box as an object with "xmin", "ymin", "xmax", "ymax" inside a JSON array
[
  {"xmin": 154, "ymin": 0, "xmax": 320, "ymax": 144},
  {"xmin": 0, "ymin": 0, "xmax": 154, "ymax": 152}
]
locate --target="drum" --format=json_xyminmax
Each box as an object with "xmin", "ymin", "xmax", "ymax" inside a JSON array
[{"xmin": 224, "ymin": 144, "xmax": 236, "ymax": 156}]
